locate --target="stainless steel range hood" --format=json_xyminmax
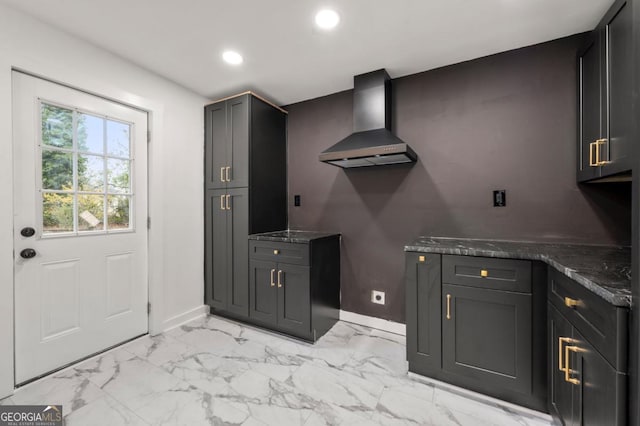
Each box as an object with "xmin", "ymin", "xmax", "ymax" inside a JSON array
[{"xmin": 319, "ymin": 69, "xmax": 417, "ymax": 168}]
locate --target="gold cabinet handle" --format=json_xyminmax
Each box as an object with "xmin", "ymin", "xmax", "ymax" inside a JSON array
[
  {"xmin": 418, "ymin": 255, "xmax": 425, "ymax": 263},
  {"xmin": 277, "ymin": 270, "xmax": 283, "ymax": 288},
  {"xmin": 225, "ymin": 194, "xmax": 231, "ymax": 210},
  {"xmin": 270, "ymin": 269, "xmax": 276, "ymax": 287},
  {"xmin": 220, "ymin": 167, "xmax": 225, "ymax": 182},
  {"xmin": 480, "ymin": 269, "xmax": 488, "ymax": 278},
  {"xmin": 596, "ymin": 138, "xmax": 609, "ymax": 165},
  {"xmin": 220, "ymin": 195, "xmax": 225, "ymax": 210},
  {"xmin": 565, "ymin": 345, "xmax": 587, "ymax": 385},
  {"xmin": 589, "ymin": 141, "xmax": 597, "ymax": 167},
  {"xmin": 273, "ymin": 249, "xmax": 279, "ymax": 255},
  {"xmin": 564, "ymin": 297, "xmax": 580, "ymax": 308},
  {"xmin": 558, "ymin": 337, "xmax": 574, "ymax": 371},
  {"xmin": 446, "ymin": 294, "xmax": 451, "ymax": 320},
  {"xmin": 225, "ymin": 166, "xmax": 231, "ymax": 182}
]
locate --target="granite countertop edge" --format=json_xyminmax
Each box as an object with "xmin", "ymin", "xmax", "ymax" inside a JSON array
[
  {"xmin": 404, "ymin": 240, "xmax": 631, "ymax": 307},
  {"xmin": 249, "ymin": 230, "xmax": 341, "ymax": 243}
]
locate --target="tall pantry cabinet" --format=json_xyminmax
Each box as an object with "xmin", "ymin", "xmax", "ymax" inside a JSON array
[{"xmin": 204, "ymin": 93, "xmax": 287, "ymax": 319}]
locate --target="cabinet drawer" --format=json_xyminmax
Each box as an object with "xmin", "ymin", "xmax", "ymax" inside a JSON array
[
  {"xmin": 548, "ymin": 268, "xmax": 627, "ymax": 371},
  {"xmin": 249, "ymin": 241, "xmax": 309, "ymax": 265},
  {"xmin": 442, "ymin": 255, "xmax": 531, "ymax": 293}
]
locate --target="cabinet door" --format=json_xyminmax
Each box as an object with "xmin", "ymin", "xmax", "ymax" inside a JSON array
[
  {"xmin": 249, "ymin": 259, "xmax": 278, "ymax": 325},
  {"xmin": 549, "ymin": 304, "xmax": 574, "ymax": 425},
  {"xmin": 405, "ymin": 253, "xmax": 442, "ymax": 373},
  {"xmin": 602, "ymin": 0, "xmax": 633, "ymax": 176},
  {"xmin": 277, "ymin": 263, "xmax": 311, "ymax": 337},
  {"xmin": 442, "ymin": 285, "xmax": 532, "ymax": 394},
  {"xmin": 227, "ymin": 96, "xmax": 249, "ymax": 188},
  {"xmin": 577, "ymin": 31, "xmax": 603, "ymax": 182},
  {"xmin": 205, "ymin": 189, "xmax": 228, "ymax": 311},
  {"xmin": 571, "ymin": 329, "xmax": 625, "ymax": 426},
  {"xmin": 227, "ymin": 188, "xmax": 249, "ymax": 317},
  {"xmin": 205, "ymin": 102, "xmax": 228, "ymax": 190}
]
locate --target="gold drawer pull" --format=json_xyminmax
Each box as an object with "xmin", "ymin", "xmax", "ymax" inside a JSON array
[
  {"xmin": 596, "ymin": 138, "xmax": 609, "ymax": 166},
  {"xmin": 480, "ymin": 269, "xmax": 488, "ymax": 278},
  {"xmin": 270, "ymin": 269, "xmax": 276, "ymax": 287},
  {"xmin": 226, "ymin": 194, "xmax": 231, "ymax": 210},
  {"xmin": 220, "ymin": 195, "xmax": 225, "ymax": 210},
  {"xmin": 277, "ymin": 270, "xmax": 283, "ymax": 288},
  {"xmin": 225, "ymin": 166, "xmax": 231, "ymax": 182},
  {"xmin": 220, "ymin": 167, "xmax": 225, "ymax": 182},
  {"xmin": 446, "ymin": 294, "xmax": 451, "ymax": 320},
  {"xmin": 273, "ymin": 249, "xmax": 279, "ymax": 255},
  {"xmin": 564, "ymin": 297, "xmax": 580, "ymax": 308},
  {"xmin": 418, "ymin": 255, "xmax": 425, "ymax": 263},
  {"xmin": 565, "ymin": 345, "xmax": 587, "ymax": 385}
]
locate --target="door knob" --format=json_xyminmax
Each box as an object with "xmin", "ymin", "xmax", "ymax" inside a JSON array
[
  {"xmin": 20, "ymin": 227, "xmax": 36, "ymax": 237},
  {"xmin": 20, "ymin": 248, "xmax": 37, "ymax": 259}
]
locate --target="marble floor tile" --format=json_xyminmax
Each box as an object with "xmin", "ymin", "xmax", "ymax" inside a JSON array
[
  {"xmin": 11, "ymin": 369, "xmax": 105, "ymax": 416},
  {"xmin": 64, "ymin": 395, "xmax": 149, "ymax": 426},
  {"xmin": 3, "ymin": 316, "xmax": 553, "ymax": 426}
]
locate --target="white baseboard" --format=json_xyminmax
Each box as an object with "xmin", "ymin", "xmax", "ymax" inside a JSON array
[
  {"xmin": 339, "ymin": 310, "xmax": 406, "ymax": 336},
  {"xmin": 159, "ymin": 304, "xmax": 208, "ymax": 334}
]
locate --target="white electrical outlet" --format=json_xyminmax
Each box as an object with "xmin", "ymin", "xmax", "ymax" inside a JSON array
[{"xmin": 371, "ymin": 290, "xmax": 385, "ymax": 305}]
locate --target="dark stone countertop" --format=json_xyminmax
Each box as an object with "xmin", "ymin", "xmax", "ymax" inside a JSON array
[
  {"xmin": 249, "ymin": 230, "xmax": 340, "ymax": 243},
  {"xmin": 405, "ymin": 237, "xmax": 631, "ymax": 307}
]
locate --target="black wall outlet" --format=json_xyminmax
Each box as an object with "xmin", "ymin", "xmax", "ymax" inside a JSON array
[
  {"xmin": 294, "ymin": 195, "xmax": 301, "ymax": 207},
  {"xmin": 493, "ymin": 190, "xmax": 506, "ymax": 207}
]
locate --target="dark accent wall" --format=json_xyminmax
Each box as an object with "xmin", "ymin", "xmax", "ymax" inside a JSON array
[{"xmin": 286, "ymin": 35, "xmax": 632, "ymax": 323}]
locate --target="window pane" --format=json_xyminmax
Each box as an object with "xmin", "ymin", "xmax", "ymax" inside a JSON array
[
  {"xmin": 78, "ymin": 194, "xmax": 104, "ymax": 232},
  {"xmin": 41, "ymin": 104, "xmax": 73, "ymax": 149},
  {"xmin": 107, "ymin": 159, "xmax": 130, "ymax": 194},
  {"xmin": 42, "ymin": 150, "xmax": 73, "ymax": 191},
  {"xmin": 107, "ymin": 195, "xmax": 130, "ymax": 230},
  {"xmin": 78, "ymin": 154, "xmax": 105, "ymax": 192},
  {"xmin": 78, "ymin": 113, "xmax": 104, "ymax": 154},
  {"xmin": 42, "ymin": 193, "xmax": 73, "ymax": 233},
  {"xmin": 107, "ymin": 120, "xmax": 130, "ymax": 158}
]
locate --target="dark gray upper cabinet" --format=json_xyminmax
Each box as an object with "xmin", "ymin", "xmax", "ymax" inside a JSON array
[
  {"xmin": 547, "ymin": 269, "xmax": 628, "ymax": 426},
  {"xmin": 204, "ymin": 93, "xmax": 287, "ymax": 320},
  {"xmin": 248, "ymin": 236, "xmax": 340, "ymax": 342},
  {"xmin": 205, "ymin": 95, "xmax": 249, "ymax": 189},
  {"xmin": 578, "ymin": 0, "xmax": 633, "ymax": 182},
  {"xmin": 405, "ymin": 253, "xmax": 547, "ymax": 411}
]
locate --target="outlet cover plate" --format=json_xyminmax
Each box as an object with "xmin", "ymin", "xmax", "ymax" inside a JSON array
[{"xmin": 372, "ymin": 290, "xmax": 385, "ymax": 305}]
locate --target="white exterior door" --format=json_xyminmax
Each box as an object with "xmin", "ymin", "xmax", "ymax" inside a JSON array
[{"xmin": 13, "ymin": 72, "xmax": 149, "ymax": 384}]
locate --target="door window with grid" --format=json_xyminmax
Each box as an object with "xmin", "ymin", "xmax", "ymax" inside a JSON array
[{"xmin": 40, "ymin": 101, "xmax": 134, "ymax": 235}]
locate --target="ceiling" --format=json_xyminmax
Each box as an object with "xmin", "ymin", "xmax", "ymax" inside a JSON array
[{"xmin": 1, "ymin": 0, "xmax": 614, "ymax": 106}]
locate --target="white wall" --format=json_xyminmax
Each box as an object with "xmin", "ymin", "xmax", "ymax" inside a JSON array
[{"xmin": 0, "ymin": 4, "xmax": 207, "ymax": 398}]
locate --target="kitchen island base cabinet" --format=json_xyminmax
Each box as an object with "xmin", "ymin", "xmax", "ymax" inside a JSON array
[
  {"xmin": 405, "ymin": 253, "xmax": 547, "ymax": 412},
  {"xmin": 248, "ymin": 234, "xmax": 340, "ymax": 342}
]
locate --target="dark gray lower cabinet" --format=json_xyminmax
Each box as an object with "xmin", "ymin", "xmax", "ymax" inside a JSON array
[
  {"xmin": 442, "ymin": 284, "xmax": 532, "ymax": 394},
  {"xmin": 205, "ymin": 188, "xmax": 249, "ymax": 317},
  {"xmin": 406, "ymin": 253, "xmax": 547, "ymax": 411},
  {"xmin": 548, "ymin": 269, "xmax": 627, "ymax": 425},
  {"xmin": 248, "ymin": 235, "xmax": 340, "ymax": 341}
]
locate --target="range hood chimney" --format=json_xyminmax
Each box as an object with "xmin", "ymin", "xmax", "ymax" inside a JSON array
[{"xmin": 319, "ymin": 69, "xmax": 417, "ymax": 168}]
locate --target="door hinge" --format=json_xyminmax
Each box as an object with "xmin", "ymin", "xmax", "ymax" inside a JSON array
[
  {"xmin": 147, "ymin": 302, "xmax": 151, "ymax": 314},
  {"xmin": 147, "ymin": 217, "xmax": 151, "ymax": 229},
  {"xmin": 147, "ymin": 130, "xmax": 151, "ymax": 143}
]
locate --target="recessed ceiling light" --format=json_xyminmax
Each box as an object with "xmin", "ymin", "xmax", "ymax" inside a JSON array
[
  {"xmin": 315, "ymin": 9, "xmax": 340, "ymax": 30},
  {"xmin": 222, "ymin": 50, "xmax": 243, "ymax": 65}
]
